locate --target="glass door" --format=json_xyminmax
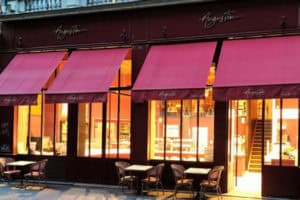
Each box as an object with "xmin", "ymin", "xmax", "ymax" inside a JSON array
[{"xmin": 228, "ymin": 100, "xmax": 262, "ymax": 196}]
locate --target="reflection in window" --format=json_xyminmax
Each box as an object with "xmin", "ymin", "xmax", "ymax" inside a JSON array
[
  {"xmin": 77, "ymin": 103, "xmax": 102, "ymax": 158},
  {"xmin": 15, "ymin": 95, "xmax": 68, "ymax": 156},
  {"xmin": 149, "ymin": 95, "xmax": 214, "ymax": 161},
  {"xmin": 264, "ymin": 99, "xmax": 299, "ymax": 166}
]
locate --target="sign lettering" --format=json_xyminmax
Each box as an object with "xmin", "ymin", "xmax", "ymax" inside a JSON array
[
  {"xmin": 201, "ymin": 10, "xmax": 241, "ymax": 29},
  {"xmin": 55, "ymin": 25, "xmax": 87, "ymax": 40}
]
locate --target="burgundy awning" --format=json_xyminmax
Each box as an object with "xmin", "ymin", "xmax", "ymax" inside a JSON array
[
  {"xmin": 132, "ymin": 42, "xmax": 216, "ymax": 102},
  {"xmin": 0, "ymin": 52, "xmax": 67, "ymax": 106},
  {"xmin": 213, "ymin": 36, "xmax": 300, "ymax": 100},
  {"xmin": 45, "ymin": 48, "xmax": 130, "ymax": 103}
]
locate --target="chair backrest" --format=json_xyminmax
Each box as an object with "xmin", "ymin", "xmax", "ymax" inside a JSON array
[
  {"xmin": 39, "ymin": 159, "xmax": 48, "ymax": 173},
  {"xmin": 115, "ymin": 161, "xmax": 130, "ymax": 177},
  {"xmin": 208, "ymin": 165, "xmax": 224, "ymax": 184},
  {"xmin": 0, "ymin": 158, "xmax": 5, "ymax": 177},
  {"xmin": 147, "ymin": 163, "xmax": 165, "ymax": 178},
  {"xmin": 5, "ymin": 157, "xmax": 15, "ymax": 164},
  {"xmin": 30, "ymin": 162, "xmax": 40, "ymax": 171},
  {"xmin": 4, "ymin": 157, "xmax": 16, "ymax": 170},
  {"xmin": 170, "ymin": 164, "xmax": 185, "ymax": 181}
]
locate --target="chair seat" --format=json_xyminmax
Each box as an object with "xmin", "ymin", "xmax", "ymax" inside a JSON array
[
  {"xmin": 121, "ymin": 175, "xmax": 136, "ymax": 182},
  {"xmin": 200, "ymin": 179, "xmax": 218, "ymax": 187},
  {"xmin": 142, "ymin": 176, "xmax": 160, "ymax": 183},
  {"xmin": 176, "ymin": 178, "xmax": 193, "ymax": 185},
  {"xmin": 3, "ymin": 169, "xmax": 21, "ymax": 175},
  {"xmin": 24, "ymin": 171, "xmax": 44, "ymax": 178}
]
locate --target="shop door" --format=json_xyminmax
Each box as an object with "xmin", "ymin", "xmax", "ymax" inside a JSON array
[{"xmin": 228, "ymin": 100, "xmax": 262, "ymax": 196}]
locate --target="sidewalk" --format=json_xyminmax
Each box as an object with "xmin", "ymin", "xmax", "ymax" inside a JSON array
[{"xmin": 0, "ymin": 182, "xmax": 294, "ymax": 200}]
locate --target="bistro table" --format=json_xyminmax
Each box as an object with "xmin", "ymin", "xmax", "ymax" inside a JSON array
[
  {"xmin": 184, "ymin": 167, "xmax": 211, "ymax": 200},
  {"xmin": 125, "ymin": 164, "xmax": 153, "ymax": 194},
  {"xmin": 6, "ymin": 160, "xmax": 37, "ymax": 188}
]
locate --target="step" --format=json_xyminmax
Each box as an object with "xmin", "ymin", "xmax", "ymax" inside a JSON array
[
  {"xmin": 251, "ymin": 155, "xmax": 261, "ymax": 159},
  {"xmin": 249, "ymin": 168, "xmax": 261, "ymax": 172}
]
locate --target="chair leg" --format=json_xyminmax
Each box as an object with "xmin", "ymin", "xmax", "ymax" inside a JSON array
[
  {"xmin": 173, "ymin": 185, "xmax": 178, "ymax": 200},
  {"xmin": 189, "ymin": 185, "xmax": 194, "ymax": 198},
  {"xmin": 217, "ymin": 186, "xmax": 222, "ymax": 199},
  {"xmin": 158, "ymin": 182, "xmax": 164, "ymax": 195},
  {"xmin": 200, "ymin": 186, "xmax": 205, "ymax": 199}
]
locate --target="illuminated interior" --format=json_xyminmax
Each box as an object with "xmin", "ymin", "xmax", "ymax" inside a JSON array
[
  {"xmin": 148, "ymin": 64, "xmax": 215, "ymax": 161},
  {"xmin": 228, "ymin": 98, "xmax": 299, "ymax": 194},
  {"xmin": 15, "ymin": 94, "xmax": 68, "ymax": 156},
  {"xmin": 77, "ymin": 103, "xmax": 103, "ymax": 157},
  {"xmin": 78, "ymin": 52, "xmax": 132, "ymax": 159}
]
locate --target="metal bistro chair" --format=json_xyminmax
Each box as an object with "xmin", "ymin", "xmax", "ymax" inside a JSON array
[
  {"xmin": 171, "ymin": 164, "xmax": 194, "ymax": 199},
  {"xmin": 2, "ymin": 157, "xmax": 21, "ymax": 184},
  {"xmin": 24, "ymin": 159, "xmax": 48, "ymax": 189},
  {"xmin": 141, "ymin": 163, "xmax": 165, "ymax": 195},
  {"xmin": 115, "ymin": 161, "xmax": 137, "ymax": 192},
  {"xmin": 200, "ymin": 165, "xmax": 224, "ymax": 200}
]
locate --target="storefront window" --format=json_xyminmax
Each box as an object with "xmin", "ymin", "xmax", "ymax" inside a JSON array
[
  {"xmin": 149, "ymin": 101, "xmax": 165, "ymax": 160},
  {"xmin": 106, "ymin": 58, "xmax": 132, "ymax": 159},
  {"xmin": 44, "ymin": 103, "xmax": 68, "ymax": 156},
  {"xmin": 199, "ymin": 89, "xmax": 214, "ymax": 162},
  {"xmin": 77, "ymin": 103, "xmax": 102, "ymax": 158},
  {"xmin": 264, "ymin": 99, "xmax": 298, "ymax": 167},
  {"xmin": 119, "ymin": 91, "xmax": 131, "ymax": 159},
  {"xmin": 16, "ymin": 106, "xmax": 29, "ymax": 154},
  {"xmin": 166, "ymin": 100, "xmax": 181, "ymax": 161},
  {"xmin": 15, "ymin": 95, "xmax": 68, "ymax": 156},
  {"xmin": 148, "ymin": 97, "xmax": 215, "ymax": 161},
  {"xmin": 182, "ymin": 100, "xmax": 197, "ymax": 161},
  {"xmin": 106, "ymin": 92, "xmax": 118, "ymax": 158}
]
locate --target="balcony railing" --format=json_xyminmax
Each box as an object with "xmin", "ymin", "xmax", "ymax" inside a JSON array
[{"xmin": 2, "ymin": 0, "xmax": 141, "ymax": 14}]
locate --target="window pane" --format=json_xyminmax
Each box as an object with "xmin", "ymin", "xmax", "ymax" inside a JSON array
[
  {"xmin": 16, "ymin": 106, "xmax": 29, "ymax": 154},
  {"xmin": 281, "ymin": 99, "xmax": 298, "ymax": 166},
  {"xmin": 182, "ymin": 100, "xmax": 197, "ymax": 161},
  {"xmin": 43, "ymin": 104, "xmax": 54, "ymax": 155},
  {"xmin": 120, "ymin": 59, "xmax": 132, "ymax": 87},
  {"xmin": 55, "ymin": 103, "xmax": 68, "ymax": 156},
  {"xmin": 29, "ymin": 95, "xmax": 42, "ymax": 155},
  {"xmin": 119, "ymin": 91, "xmax": 131, "ymax": 159},
  {"xmin": 166, "ymin": 100, "xmax": 181, "ymax": 161},
  {"xmin": 90, "ymin": 103, "xmax": 102, "ymax": 158},
  {"xmin": 199, "ymin": 90, "xmax": 214, "ymax": 162},
  {"xmin": 264, "ymin": 99, "xmax": 279, "ymax": 166},
  {"xmin": 106, "ymin": 92, "xmax": 118, "ymax": 158},
  {"xmin": 148, "ymin": 100, "xmax": 165, "ymax": 160},
  {"xmin": 77, "ymin": 103, "xmax": 90, "ymax": 157}
]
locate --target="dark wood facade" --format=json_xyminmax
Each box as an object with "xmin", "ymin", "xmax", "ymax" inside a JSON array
[{"xmin": 0, "ymin": 0, "xmax": 300, "ymax": 198}]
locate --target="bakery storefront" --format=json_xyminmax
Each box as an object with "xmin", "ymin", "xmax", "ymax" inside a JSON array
[{"xmin": 0, "ymin": 0, "xmax": 299, "ymax": 198}]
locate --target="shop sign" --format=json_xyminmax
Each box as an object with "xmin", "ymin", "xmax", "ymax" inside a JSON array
[
  {"xmin": 55, "ymin": 25, "xmax": 87, "ymax": 40},
  {"xmin": 201, "ymin": 10, "xmax": 241, "ymax": 29},
  {"xmin": 158, "ymin": 91, "xmax": 177, "ymax": 99},
  {"xmin": 243, "ymin": 88, "xmax": 265, "ymax": 98},
  {"xmin": 2, "ymin": 96, "xmax": 17, "ymax": 105}
]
